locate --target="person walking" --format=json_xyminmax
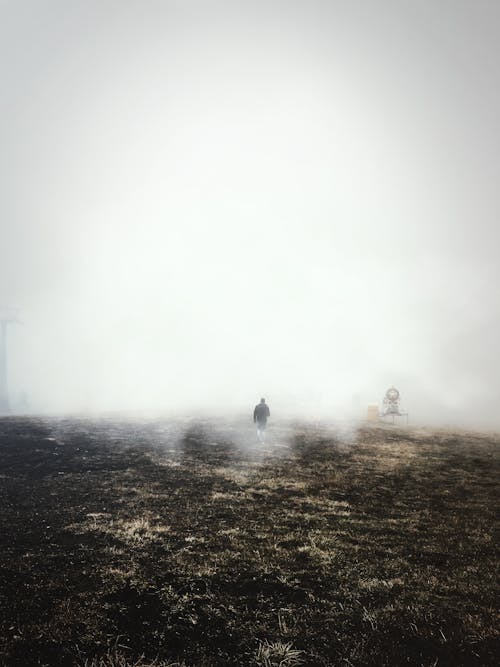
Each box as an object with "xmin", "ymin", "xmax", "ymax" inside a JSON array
[{"xmin": 253, "ymin": 398, "xmax": 270, "ymax": 443}]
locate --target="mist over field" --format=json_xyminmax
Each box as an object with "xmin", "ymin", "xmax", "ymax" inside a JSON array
[{"xmin": 1, "ymin": 1, "xmax": 499, "ymax": 427}]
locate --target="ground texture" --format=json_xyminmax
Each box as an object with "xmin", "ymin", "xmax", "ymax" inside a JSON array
[{"xmin": 0, "ymin": 416, "xmax": 498, "ymax": 666}]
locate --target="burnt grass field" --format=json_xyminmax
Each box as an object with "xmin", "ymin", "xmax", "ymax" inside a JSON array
[{"xmin": 0, "ymin": 416, "xmax": 498, "ymax": 666}]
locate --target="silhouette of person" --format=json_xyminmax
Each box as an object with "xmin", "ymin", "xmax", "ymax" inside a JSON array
[{"xmin": 253, "ymin": 398, "xmax": 270, "ymax": 443}]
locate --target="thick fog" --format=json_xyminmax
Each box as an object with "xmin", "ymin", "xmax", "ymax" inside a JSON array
[{"xmin": 1, "ymin": 1, "xmax": 499, "ymax": 427}]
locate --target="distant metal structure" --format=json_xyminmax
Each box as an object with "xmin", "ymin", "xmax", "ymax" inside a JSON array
[
  {"xmin": 380, "ymin": 386, "xmax": 408, "ymax": 424},
  {"xmin": 0, "ymin": 308, "xmax": 20, "ymax": 414}
]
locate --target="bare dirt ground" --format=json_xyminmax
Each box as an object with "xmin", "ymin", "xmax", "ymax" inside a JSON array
[{"xmin": 0, "ymin": 415, "xmax": 498, "ymax": 666}]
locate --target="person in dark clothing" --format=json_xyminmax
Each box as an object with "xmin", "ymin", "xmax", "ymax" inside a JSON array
[{"xmin": 253, "ymin": 398, "xmax": 270, "ymax": 443}]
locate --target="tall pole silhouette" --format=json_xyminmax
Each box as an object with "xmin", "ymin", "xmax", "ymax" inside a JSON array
[
  {"xmin": 0, "ymin": 320, "xmax": 8, "ymax": 412},
  {"xmin": 0, "ymin": 309, "xmax": 19, "ymax": 414}
]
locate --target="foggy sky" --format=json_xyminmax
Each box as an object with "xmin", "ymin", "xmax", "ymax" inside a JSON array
[{"xmin": 1, "ymin": 1, "xmax": 499, "ymax": 426}]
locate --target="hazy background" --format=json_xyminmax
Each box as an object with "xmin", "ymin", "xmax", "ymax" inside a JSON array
[{"xmin": 1, "ymin": 0, "xmax": 499, "ymax": 426}]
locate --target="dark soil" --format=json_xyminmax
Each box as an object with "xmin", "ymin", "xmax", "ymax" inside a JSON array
[{"xmin": 0, "ymin": 415, "xmax": 498, "ymax": 666}]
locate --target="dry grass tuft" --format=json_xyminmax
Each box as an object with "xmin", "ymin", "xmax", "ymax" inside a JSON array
[
  {"xmin": 78, "ymin": 645, "xmax": 184, "ymax": 666},
  {"xmin": 254, "ymin": 640, "xmax": 304, "ymax": 667}
]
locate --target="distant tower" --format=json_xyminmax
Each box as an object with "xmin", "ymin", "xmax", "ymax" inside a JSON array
[{"xmin": 0, "ymin": 309, "xmax": 20, "ymax": 414}]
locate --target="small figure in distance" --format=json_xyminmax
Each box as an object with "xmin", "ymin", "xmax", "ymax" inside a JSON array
[{"xmin": 253, "ymin": 397, "xmax": 270, "ymax": 444}]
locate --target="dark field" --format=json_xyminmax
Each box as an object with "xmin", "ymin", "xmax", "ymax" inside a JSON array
[{"xmin": 0, "ymin": 416, "xmax": 498, "ymax": 666}]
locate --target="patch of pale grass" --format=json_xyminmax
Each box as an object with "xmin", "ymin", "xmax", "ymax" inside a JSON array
[
  {"xmin": 296, "ymin": 497, "xmax": 351, "ymax": 516},
  {"xmin": 156, "ymin": 459, "xmax": 181, "ymax": 468},
  {"xmin": 86, "ymin": 512, "xmax": 111, "ymax": 526},
  {"xmin": 106, "ymin": 566, "xmax": 138, "ymax": 582},
  {"xmin": 217, "ymin": 527, "xmax": 241, "ymax": 537},
  {"xmin": 104, "ymin": 545, "xmax": 125, "ymax": 556},
  {"xmin": 119, "ymin": 518, "xmax": 171, "ymax": 543},
  {"xmin": 191, "ymin": 563, "xmax": 219, "ymax": 577},
  {"xmin": 211, "ymin": 490, "xmax": 240, "ymax": 501},
  {"xmin": 253, "ymin": 478, "xmax": 308, "ymax": 492},
  {"xmin": 358, "ymin": 577, "xmax": 404, "ymax": 592},
  {"xmin": 245, "ymin": 486, "xmax": 273, "ymax": 497},
  {"xmin": 296, "ymin": 531, "xmax": 338, "ymax": 566},
  {"xmin": 184, "ymin": 535, "xmax": 206, "ymax": 544},
  {"xmin": 68, "ymin": 514, "xmax": 171, "ymax": 545},
  {"xmin": 212, "ymin": 466, "xmax": 253, "ymax": 485}
]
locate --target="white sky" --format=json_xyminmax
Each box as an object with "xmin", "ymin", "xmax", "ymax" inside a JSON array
[{"xmin": 1, "ymin": 1, "xmax": 499, "ymax": 425}]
